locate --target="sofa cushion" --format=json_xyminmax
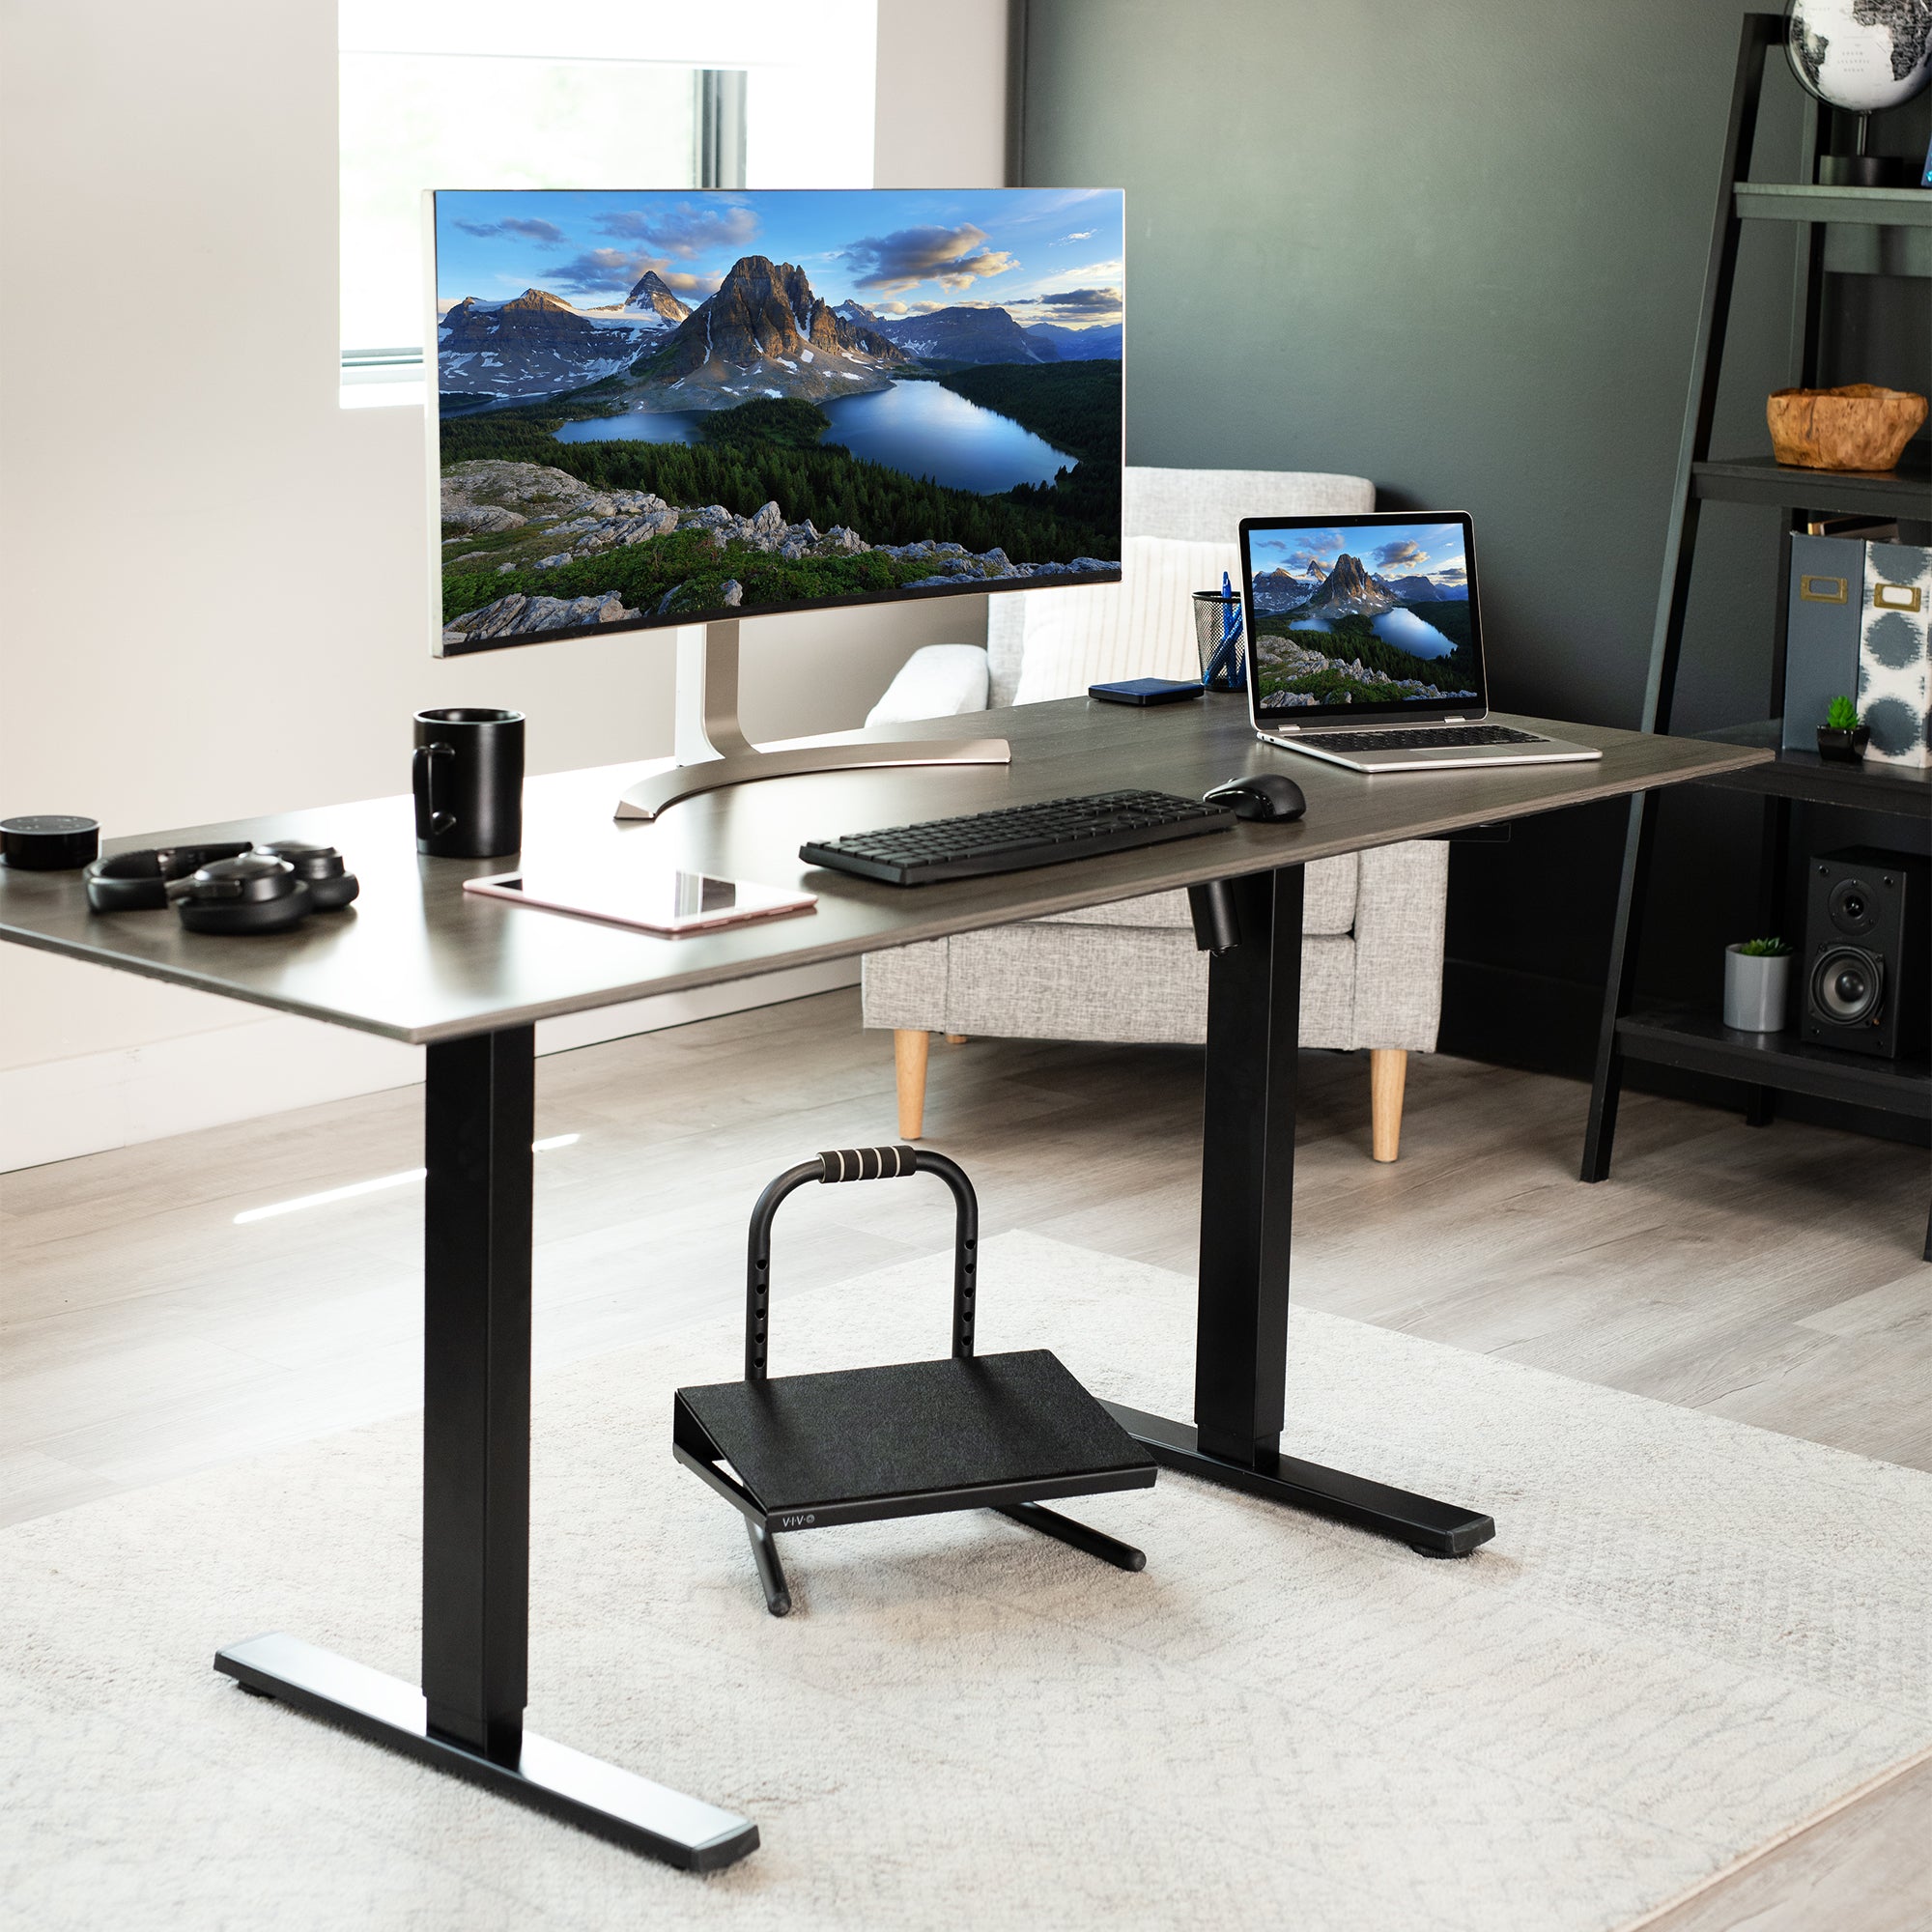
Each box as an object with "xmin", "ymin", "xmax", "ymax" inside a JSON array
[
  {"xmin": 865, "ymin": 642, "xmax": 989, "ymax": 724},
  {"xmin": 1012, "ymin": 533, "xmax": 1239, "ymax": 703},
  {"xmin": 932, "ymin": 923, "xmax": 1357, "ymax": 1048},
  {"xmin": 1034, "ymin": 853, "xmax": 1357, "ymax": 937}
]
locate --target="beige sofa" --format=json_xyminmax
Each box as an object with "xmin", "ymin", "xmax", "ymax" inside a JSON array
[{"xmin": 860, "ymin": 467, "xmax": 1451, "ymax": 1161}]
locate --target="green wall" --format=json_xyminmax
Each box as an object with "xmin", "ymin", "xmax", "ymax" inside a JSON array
[{"xmin": 1019, "ymin": 0, "xmax": 1931, "ymax": 1074}]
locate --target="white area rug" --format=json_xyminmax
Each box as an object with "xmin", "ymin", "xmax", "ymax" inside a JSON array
[{"xmin": 1, "ymin": 1232, "xmax": 1926, "ymax": 1932}]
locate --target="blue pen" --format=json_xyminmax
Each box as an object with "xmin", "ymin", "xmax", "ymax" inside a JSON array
[
  {"xmin": 1203, "ymin": 572, "xmax": 1245, "ymax": 691},
  {"xmin": 1223, "ymin": 571, "xmax": 1246, "ymax": 692}
]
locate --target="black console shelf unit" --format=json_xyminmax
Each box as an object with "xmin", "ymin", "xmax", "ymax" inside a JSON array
[{"xmin": 1581, "ymin": 14, "xmax": 1932, "ymax": 1262}]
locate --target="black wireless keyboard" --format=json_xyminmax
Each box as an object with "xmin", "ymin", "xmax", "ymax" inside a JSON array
[
  {"xmin": 1307, "ymin": 724, "xmax": 1548, "ymax": 753},
  {"xmin": 800, "ymin": 789, "xmax": 1236, "ymax": 886}
]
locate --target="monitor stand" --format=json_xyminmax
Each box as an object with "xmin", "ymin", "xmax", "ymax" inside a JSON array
[{"xmin": 613, "ymin": 619, "xmax": 1011, "ymax": 821}]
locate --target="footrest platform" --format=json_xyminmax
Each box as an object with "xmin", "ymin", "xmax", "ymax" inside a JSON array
[{"xmin": 674, "ymin": 1350, "xmax": 1155, "ymax": 1530}]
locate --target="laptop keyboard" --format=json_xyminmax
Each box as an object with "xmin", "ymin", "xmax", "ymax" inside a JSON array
[{"xmin": 1306, "ymin": 724, "xmax": 1548, "ymax": 753}]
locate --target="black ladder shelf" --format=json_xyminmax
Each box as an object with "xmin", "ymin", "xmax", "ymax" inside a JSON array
[{"xmin": 1580, "ymin": 13, "xmax": 1932, "ymax": 1261}]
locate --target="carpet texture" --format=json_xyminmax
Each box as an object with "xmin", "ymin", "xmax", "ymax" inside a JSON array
[{"xmin": 1, "ymin": 1232, "xmax": 1926, "ymax": 1932}]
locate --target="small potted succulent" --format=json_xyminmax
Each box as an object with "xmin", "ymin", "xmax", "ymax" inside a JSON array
[
  {"xmin": 1816, "ymin": 695, "xmax": 1869, "ymax": 762},
  {"xmin": 1722, "ymin": 936, "xmax": 1793, "ymax": 1033}
]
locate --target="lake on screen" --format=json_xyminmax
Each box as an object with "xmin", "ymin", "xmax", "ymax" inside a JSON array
[
  {"xmin": 553, "ymin": 381, "xmax": 1077, "ymax": 495},
  {"xmin": 1292, "ymin": 608, "xmax": 1457, "ymax": 660}
]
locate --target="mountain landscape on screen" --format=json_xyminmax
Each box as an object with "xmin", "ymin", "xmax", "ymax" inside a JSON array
[
  {"xmin": 1384, "ymin": 572, "xmax": 1466, "ymax": 603},
  {"xmin": 865, "ymin": 304, "xmax": 1055, "ymax": 365},
  {"xmin": 1024, "ymin": 320, "xmax": 1124, "ymax": 359},
  {"xmin": 431, "ymin": 187, "xmax": 1123, "ymax": 648},
  {"xmin": 620, "ymin": 270, "xmax": 693, "ymax": 325},
  {"xmin": 1250, "ymin": 526, "xmax": 1479, "ymax": 707},
  {"xmin": 1303, "ymin": 553, "xmax": 1398, "ymax": 618}
]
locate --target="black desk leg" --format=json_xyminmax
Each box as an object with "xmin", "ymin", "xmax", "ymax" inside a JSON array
[
  {"xmin": 215, "ymin": 1025, "xmax": 758, "ymax": 1871},
  {"xmin": 1103, "ymin": 867, "xmax": 1494, "ymax": 1558}
]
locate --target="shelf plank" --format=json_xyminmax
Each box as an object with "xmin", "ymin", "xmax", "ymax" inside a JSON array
[
  {"xmin": 1691, "ymin": 446, "xmax": 1932, "ymax": 518},
  {"xmin": 1734, "ymin": 183, "xmax": 1932, "ymax": 228},
  {"xmin": 1616, "ymin": 1005, "xmax": 1931, "ymax": 1118},
  {"xmin": 1691, "ymin": 722, "xmax": 1932, "ymax": 817}
]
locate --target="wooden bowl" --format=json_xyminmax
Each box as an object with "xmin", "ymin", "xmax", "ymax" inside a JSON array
[{"xmin": 1767, "ymin": 384, "xmax": 1928, "ymax": 472}]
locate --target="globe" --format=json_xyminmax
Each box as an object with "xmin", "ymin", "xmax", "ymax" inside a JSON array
[{"xmin": 1786, "ymin": 0, "xmax": 1932, "ymax": 114}]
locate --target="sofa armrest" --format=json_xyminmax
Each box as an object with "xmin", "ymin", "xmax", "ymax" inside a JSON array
[
  {"xmin": 862, "ymin": 938, "xmax": 949, "ymax": 1030},
  {"xmin": 866, "ymin": 644, "xmax": 991, "ymax": 726}
]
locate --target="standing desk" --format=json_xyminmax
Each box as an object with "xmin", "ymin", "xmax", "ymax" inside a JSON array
[{"xmin": 0, "ymin": 695, "xmax": 1765, "ymax": 1870}]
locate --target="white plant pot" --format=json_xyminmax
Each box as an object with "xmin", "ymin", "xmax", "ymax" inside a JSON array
[{"xmin": 1722, "ymin": 947, "xmax": 1791, "ymax": 1033}]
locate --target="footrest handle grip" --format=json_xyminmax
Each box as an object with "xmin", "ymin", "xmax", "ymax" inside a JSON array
[{"xmin": 815, "ymin": 1146, "xmax": 918, "ymax": 1181}]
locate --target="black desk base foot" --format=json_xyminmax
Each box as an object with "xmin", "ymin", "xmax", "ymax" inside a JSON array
[
  {"xmin": 1100, "ymin": 1402, "xmax": 1494, "ymax": 1557},
  {"xmin": 214, "ymin": 1634, "xmax": 758, "ymax": 1871}
]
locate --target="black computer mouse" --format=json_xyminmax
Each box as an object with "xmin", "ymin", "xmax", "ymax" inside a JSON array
[{"xmin": 1204, "ymin": 773, "xmax": 1307, "ymax": 823}]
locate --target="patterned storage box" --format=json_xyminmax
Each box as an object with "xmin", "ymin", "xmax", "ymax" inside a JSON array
[{"xmin": 1860, "ymin": 542, "xmax": 1932, "ymax": 768}]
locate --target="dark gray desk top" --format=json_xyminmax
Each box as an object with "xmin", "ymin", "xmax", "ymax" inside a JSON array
[{"xmin": 0, "ymin": 697, "xmax": 1766, "ymax": 1044}]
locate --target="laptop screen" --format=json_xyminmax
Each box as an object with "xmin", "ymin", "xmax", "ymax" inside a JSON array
[{"xmin": 1239, "ymin": 512, "xmax": 1487, "ymax": 726}]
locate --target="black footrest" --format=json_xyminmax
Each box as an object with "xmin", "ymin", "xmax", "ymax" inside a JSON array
[{"xmin": 674, "ymin": 1350, "xmax": 1155, "ymax": 1530}]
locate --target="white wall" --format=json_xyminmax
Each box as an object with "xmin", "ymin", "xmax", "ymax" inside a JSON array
[
  {"xmin": 876, "ymin": 0, "xmax": 1009, "ymax": 189},
  {"xmin": 0, "ymin": 1, "xmax": 1009, "ymax": 1170}
]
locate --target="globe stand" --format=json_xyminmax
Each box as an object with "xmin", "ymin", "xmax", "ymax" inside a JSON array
[
  {"xmin": 1815, "ymin": 115, "xmax": 1906, "ymax": 188},
  {"xmin": 1816, "ymin": 154, "xmax": 1904, "ymax": 185}
]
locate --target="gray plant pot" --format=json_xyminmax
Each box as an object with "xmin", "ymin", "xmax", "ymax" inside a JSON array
[{"xmin": 1722, "ymin": 947, "xmax": 1791, "ymax": 1033}]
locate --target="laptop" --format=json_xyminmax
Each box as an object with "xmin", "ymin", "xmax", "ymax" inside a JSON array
[{"xmin": 1237, "ymin": 511, "xmax": 1600, "ymax": 772}]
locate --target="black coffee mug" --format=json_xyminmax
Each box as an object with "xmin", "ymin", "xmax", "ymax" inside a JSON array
[{"xmin": 412, "ymin": 708, "xmax": 525, "ymax": 858}]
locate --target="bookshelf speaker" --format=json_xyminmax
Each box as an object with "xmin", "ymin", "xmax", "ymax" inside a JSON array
[{"xmin": 1801, "ymin": 847, "xmax": 1929, "ymax": 1062}]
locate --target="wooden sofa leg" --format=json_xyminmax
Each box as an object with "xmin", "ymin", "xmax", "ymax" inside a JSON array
[
  {"xmin": 1371, "ymin": 1049, "xmax": 1407, "ymax": 1163},
  {"xmin": 895, "ymin": 1029, "xmax": 930, "ymax": 1140},
  {"xmin": 945, "ymin": 1034, "xmax": 967, "ymax": 1045}
]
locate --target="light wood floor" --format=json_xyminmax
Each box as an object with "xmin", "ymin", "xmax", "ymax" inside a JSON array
[{"xmin": 2, "ymin": 988, "xmax": 1926, "ymax": 1929}]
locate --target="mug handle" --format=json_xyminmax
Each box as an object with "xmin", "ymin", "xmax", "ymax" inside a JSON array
[{"xmin": 412, "ymin": 743, "xmax": 457, "ymax": 838}]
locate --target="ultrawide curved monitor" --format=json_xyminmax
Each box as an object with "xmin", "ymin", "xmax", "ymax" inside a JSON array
[{"xmin": 426, "ymin": 186, "xmax": 1124, "ymax": 656}]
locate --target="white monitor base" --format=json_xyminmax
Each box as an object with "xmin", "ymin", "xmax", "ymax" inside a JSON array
[
  {"xmin": 613, "ymin": 618, "xmax": 1009, "ymax": 821},
  {"xmin": 615, "ymin": 737, "xmax": 1012, "ymax": 820}
]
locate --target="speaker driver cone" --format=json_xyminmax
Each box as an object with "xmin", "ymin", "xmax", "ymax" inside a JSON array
[{"xmin": 1809, "ymin": 946, "xmax": 1883, "ymax": 1026}]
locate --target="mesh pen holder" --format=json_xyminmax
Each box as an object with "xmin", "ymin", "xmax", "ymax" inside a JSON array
[{"xmin": 1192, "ymin": 589, "xmax": 1247, "ymax": 692}]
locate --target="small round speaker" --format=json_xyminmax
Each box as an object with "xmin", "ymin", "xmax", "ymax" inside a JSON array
[
  {"xmin": 1809, "ymin": 945, "xmax": 1884, "ymax": 1027},
  {"xmin": 0, "ymin": 813, "xmax": 100, "ymax": 870}
]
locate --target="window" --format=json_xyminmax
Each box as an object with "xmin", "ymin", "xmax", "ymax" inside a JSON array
[{"xmin": 338, "ymin": 1, "xmax": 878, "ymax": 409}]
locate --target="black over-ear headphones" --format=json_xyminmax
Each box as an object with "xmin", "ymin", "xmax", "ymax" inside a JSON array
[
  {"xmin": 85, "ymin": 840, "xmax": 358, "ymax": 935},
  {"xmin": 83, "ymin": 841, "xmax": 252, "ymax": 910},
  {"xmin": 259, "ymin": 842, "xmax": 361, "ymax": 911}
]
